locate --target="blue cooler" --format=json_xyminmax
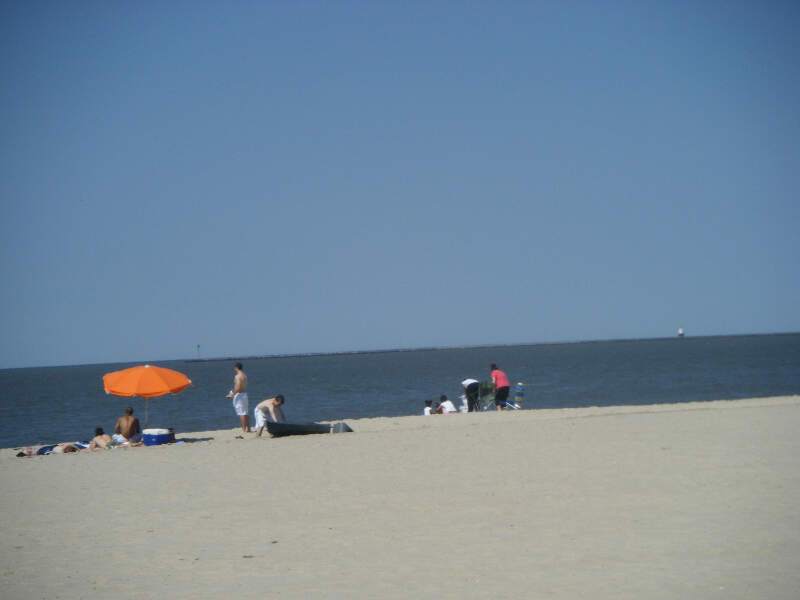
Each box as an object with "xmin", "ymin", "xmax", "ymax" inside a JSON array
[{"xmin": 142, "ymin": 428, "xmax": 171, "ymax": 446}]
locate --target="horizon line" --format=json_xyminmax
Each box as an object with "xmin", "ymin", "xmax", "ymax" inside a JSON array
[{"xmin": 3, "ymin": 331, "xmax": 798, "ymax": 371}]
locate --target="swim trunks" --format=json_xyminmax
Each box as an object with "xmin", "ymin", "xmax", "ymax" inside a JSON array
[
  {"xmin": 232, "ymin": 392, "xmax": 248, "ymax": 416},
  {"xmin": 254, "ymin": 405, "xmax": 271, "ymax": 429}
]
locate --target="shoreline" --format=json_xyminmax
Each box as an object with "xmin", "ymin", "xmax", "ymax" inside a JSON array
[
  {"xmin": 2, "ymin": 395, "xmax": 797, "ymax": 456},
  {"xmin": 2, "ymin": 396, "xmax": 798, "ymax": 599}
]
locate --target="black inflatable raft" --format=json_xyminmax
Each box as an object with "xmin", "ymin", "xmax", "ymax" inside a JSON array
[{"xmin": 266, "ymin": 421, "xmax": 353, "ymax": 438}]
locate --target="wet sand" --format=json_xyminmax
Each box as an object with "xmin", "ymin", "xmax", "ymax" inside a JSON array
[{"xmin": 1, "ymin": 396, "xmax": 798, "ymax": 599}]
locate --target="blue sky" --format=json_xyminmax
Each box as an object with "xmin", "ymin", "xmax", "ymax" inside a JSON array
[{"xmin": 1, "ymin": 1, "xmax": 798, "ymax": 368}]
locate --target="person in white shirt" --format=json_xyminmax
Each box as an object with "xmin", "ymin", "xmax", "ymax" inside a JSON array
[
  {"xmin": 423, "ymin": 399, "xmax": 433, "ymax": 415},
  {"xmin": 436, "ymin": 394, "xmax": 457, "ymax": 414},
  {"xmin": 461, "ymin": 378, "xmax": 480, "ymax": 412}
]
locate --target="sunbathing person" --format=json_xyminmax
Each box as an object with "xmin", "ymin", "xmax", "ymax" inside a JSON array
[
  {"xmin": 112, "ymin": 407, "xmax": 142, "ymax": 445},
  {"xmin": 51, "ymin": 442, "xmax": 81, "ymax": 454},
  {"xmin": 18, "ymin": 443, "xmax": 78, "ymax": 456},
  {"xmin": 89, "ymin": 427, "xmax": 113, "ymax": 450},
  {"xmin": 29, "ymin": 442, "xmax": 83, "ymax": 455}
]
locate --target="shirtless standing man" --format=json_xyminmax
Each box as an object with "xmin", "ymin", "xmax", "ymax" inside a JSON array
[
  {"xmin": 112, "ymin": 407, "xmax": 142, "ymax": 444},
  {"xmin": 226, "ymin": 362, "xmax": 250, "ymax": 433}
]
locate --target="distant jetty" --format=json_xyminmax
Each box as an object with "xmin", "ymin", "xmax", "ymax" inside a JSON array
[{"xmin": 184, "ymin": 346, "xmax": 444, "ymax": 363}]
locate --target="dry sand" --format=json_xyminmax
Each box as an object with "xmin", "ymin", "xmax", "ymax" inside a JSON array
[{"xmin": 1, "ymin": 396, "xmax": 799, "ymax": 599}]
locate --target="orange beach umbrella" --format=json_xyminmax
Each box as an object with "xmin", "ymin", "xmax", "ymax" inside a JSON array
[{"xmin": 103, "ymin": 364, "xmax": 192, "ymax": 425}]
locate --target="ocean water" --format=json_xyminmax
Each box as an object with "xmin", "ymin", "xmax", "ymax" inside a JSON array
[{"xmin": 1, "ymin": 333, "xmax": 798, "ymax": 449}]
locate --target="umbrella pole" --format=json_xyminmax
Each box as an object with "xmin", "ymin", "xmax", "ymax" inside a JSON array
[{"xmin": 145, "ymin": 398, "xmax": 149, "ymax": 428}]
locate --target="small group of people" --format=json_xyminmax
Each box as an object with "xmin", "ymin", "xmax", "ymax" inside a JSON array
[
  {"xmin": 424, "ymin": 394, "xmax": 458, "ymax": 415},
  {"xmin": 225, "ymin": 362, "xmax": 286, "ymax": 436},
  {"xmin": 88, "ymin": 406, "xmax": 145, "ymax": 450},
  {"xmin": 425, "ymin": 364, "xmax": 513, "ymax": 415},
  {"xmin": 227, "ymin": 361, "xmax": 513, "ymax": 428},
  {"xmin": 18, "ymin": 360, "xmax": 514, "ymax": 456},
  {"xmin": 17, "ymin": 407, "xmax": 144, "ymax": 456}
]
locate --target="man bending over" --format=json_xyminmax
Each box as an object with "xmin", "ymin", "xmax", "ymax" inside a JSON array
[{"xmin": 254, "ymin": 395, "xmax": 286, "ymax": 437}]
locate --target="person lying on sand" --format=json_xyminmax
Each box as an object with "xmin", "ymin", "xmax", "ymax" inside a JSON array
[
  {"xmin": 17, "ymin": 442, "xmax": 81, "ymax": 456},
  {"xmin": 254, "ymin": 395, "xmax": 286, "ymax": 437},
  {"xmin": 89, "ymin": 428, "xmax": 113, "ymax": 451},
  {"xmin": 51, "ymin": 442, "xmax": 81, "ymax": 454}
]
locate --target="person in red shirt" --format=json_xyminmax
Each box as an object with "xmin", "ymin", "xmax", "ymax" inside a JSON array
[{"xmin": 490, "ymin": 363, "xmax": 510, "ymax": 410}]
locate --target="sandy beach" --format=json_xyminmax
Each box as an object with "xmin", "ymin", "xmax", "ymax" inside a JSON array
[{"xmin": 1, "ymin": 396, "xmax": 798, "ymax": 599}]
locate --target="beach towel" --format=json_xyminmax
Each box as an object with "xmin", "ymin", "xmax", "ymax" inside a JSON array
[{"xmin": 36, "ymin": 441, "xmax": 90, "ymax": 455}]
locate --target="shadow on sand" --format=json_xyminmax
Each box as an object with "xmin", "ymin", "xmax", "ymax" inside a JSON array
[{"xmin": 174, "ymin": 436, "xmax": 214, "ymax": 444}]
